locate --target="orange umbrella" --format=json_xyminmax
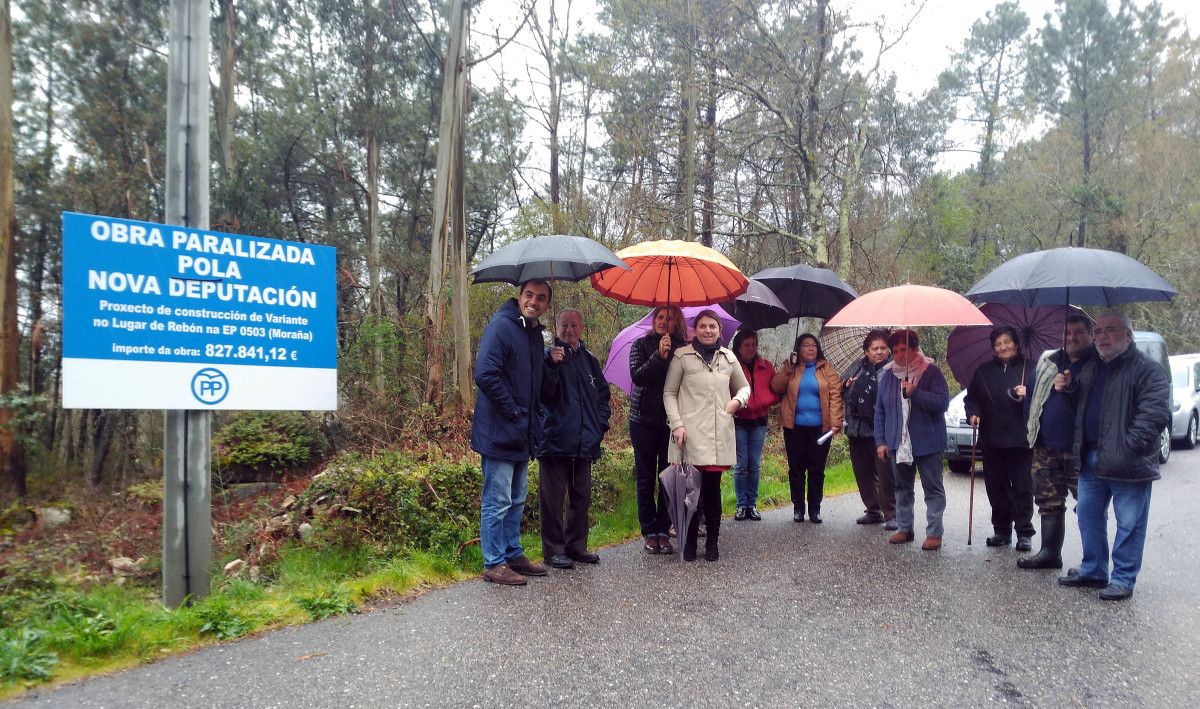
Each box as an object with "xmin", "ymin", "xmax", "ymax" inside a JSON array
[{"xmin": 590, "ymin": 240, "xmax": 749, "ymax": 306}]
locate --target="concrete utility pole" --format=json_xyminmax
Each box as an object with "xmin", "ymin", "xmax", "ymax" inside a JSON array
[{"xmin": 163, "ymin": 0, "xmax": 211, "ymax": 608}]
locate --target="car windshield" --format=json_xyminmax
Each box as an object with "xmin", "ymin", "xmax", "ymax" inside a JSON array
[{"xmin": 1172, "ymin": 363, "xmax": 1189, "ymax": 386}]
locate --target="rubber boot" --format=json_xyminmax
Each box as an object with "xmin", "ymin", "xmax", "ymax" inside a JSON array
[
  {"xmin": 704, "ymin": 520, "xmax": 720, "ymax": 561},
  {"xmin": 683, "ymin": 515, "xmax": 700, "ymax": 561},
  {"xmin": 1018, "ymin": 512, "xmax": 1065, "ymax": 570}
]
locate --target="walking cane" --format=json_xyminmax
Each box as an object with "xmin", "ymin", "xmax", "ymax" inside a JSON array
[{"xmin": 967, "ymin": 421, "xmax": 979, "ymax": 545}]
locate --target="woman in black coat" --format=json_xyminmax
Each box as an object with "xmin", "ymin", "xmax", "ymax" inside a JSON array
[
  {"xmin": 965, "ymin": 326, "xmax": 1037, "ymax": 551},
  {"xmin": 629, "ymin": 305, "xmax": 686, "ymax": 555}
]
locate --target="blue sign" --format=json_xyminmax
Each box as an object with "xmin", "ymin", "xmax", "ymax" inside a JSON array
[{"xmin": 62, "ymin": 212, "xmax": 337, "ymax": 410}]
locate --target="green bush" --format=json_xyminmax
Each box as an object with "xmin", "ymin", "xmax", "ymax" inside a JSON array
[
  {"xmin": 295, "ymin": 448, "xmax": 636, "ymax": 556},
  {"xmin": 213, "ymin": 411, "xmax": 329, "ymax": 483}
]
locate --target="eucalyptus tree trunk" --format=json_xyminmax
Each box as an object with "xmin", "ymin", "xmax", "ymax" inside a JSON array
[
  {"xmin": 423, "ymin": 0, "xmax": 468, "ymax": 406},
  {"xmin": 0, "ymin": 0, "xmax": 24, "ymax": 499}
]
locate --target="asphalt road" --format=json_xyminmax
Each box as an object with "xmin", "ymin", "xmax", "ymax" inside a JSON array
[{"xmin": 12, "ymin": 448, "xmax": 1200, "ymax": 708}]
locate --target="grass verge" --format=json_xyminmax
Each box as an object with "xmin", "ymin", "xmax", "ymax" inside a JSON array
[{"xmin": 1, "ymin": 447, "xmax": 857, "ymax": 698}]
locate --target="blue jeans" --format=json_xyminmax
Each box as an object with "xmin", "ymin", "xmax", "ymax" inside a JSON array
[
  {"xmin": 1076, "ymin": 448, "xmax": 1154, "ymax": 589},
  {"xmin": 480, "ymin": 456, "xmax": 529, "ymax": 569},
  {"xmin": 734, "ymin": 423, "xmax": 767, "ymax": 508},
  {"xmin": 892, "ymin": 452, "xmax": 946, "ymax": 538}
]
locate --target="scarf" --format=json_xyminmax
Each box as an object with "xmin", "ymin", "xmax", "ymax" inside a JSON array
[
  {"xmin": 884, "ymin": 349, "xmax": 934, "ymax": 386},
  {"xmin": 692, "ymin": 339, "xmax": 721, "ymax": 365}
]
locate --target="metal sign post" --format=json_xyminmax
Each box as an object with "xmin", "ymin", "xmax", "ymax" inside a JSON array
[{"xmin": 164, "ymin": 0, "xmax": 211, "ymax": 608}]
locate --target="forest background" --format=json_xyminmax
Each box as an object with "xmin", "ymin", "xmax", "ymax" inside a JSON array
[{"xmin": 1, "ymin": 0, "xmax": 1198, "ymax": 506}]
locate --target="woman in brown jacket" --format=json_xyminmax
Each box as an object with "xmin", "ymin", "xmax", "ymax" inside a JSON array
[
  {"xmin": 663, "ymin": 310, "xmax": 751, "ymax": 561},
  {"xmin": 771, "ymin": 333, "xmax": 844, "ymax": 523}
]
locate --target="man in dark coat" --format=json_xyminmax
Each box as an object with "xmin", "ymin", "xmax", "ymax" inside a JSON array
[
  {"xmin": 537, "ymin": 309, "xmax": 612, "ymax": 569},
  {"xmin": 471, "ymin": 280, "xmax": 563, "ymax": 586},
  {"xmin": 1058, "ymin": 313, "xmax": 1170, "ymax": 600}
]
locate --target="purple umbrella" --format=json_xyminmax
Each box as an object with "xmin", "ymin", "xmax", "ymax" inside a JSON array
[
  {"xmin": 603, "ymin": 304, "xmax": 741, "ymax": 396},
  {"xmin": 946, "ymin": 302, "xmax": 1087, "ymax": 388}
]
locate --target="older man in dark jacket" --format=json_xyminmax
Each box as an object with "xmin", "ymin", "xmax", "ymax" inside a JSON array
[
  {"xmin": 537, "ymin": 309, "xmax": 612, "ymax": 570},
  {"xmin": 471, "ymin": 280, "xmax": 563, "ymax": 586},
  {"xmin": 1058, "ymin": 313, "xmax": 1170, "ymax": 601}
]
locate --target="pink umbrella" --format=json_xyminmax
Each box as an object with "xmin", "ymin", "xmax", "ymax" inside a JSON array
[{"xmin": 603, "ymin": 305, "xmax": 740, "ymax": 396}]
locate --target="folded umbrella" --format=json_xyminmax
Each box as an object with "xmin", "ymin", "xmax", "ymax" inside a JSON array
[{"xmin": 659, "ymin": 458, "xmax": 701, "ymax": 562}]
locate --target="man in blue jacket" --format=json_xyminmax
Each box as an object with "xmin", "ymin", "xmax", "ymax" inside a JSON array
[
  {"xmin": 874, "ymin": 329, "xmax": 950, "ymax": 550},
  {"xmin": 537, "ymin": 309, "xmax": 612, "ymax": 570},
  {"xmin": 1058, "ymin": 313, "xmax": 1170, "ymax": 600},
  {"xmin": 471, "ymin": 280, "xmax": 563, "ymax": 586}
]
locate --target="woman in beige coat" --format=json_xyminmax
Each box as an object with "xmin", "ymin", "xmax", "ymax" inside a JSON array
[{"xmin": 663, "ymin": 310, "xmax": 751, "ymax": 561}]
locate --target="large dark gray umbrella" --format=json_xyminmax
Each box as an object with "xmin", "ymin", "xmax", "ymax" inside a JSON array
[
  {"xmin": 659, "ymin": 456, "xmax": 701, "ymax": 562},
  {"xmin": 964, "ymin": 247, "xmax": 1176, "ymax": 307},
  {"xmin": 471, "ymin": 234, "xmax": 629, "ymax": 284},
  {"xmin": 752, "ymin": 264, "xmax": 859, "ymax": 319},
  {"xmin": 720, "ymin": 278, "xmax": 790, "ymax": 330}
]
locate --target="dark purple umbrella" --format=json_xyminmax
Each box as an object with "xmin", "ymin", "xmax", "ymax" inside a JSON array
[
  {"xmin": 946, "ymin": 303, "xmax": 1086, "ymax": 388},
  {"xmin": 603, "ymin": 305, "xmax": 740, "ymax": 396}
]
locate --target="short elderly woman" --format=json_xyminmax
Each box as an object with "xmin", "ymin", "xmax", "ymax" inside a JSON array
[{"xmin": 663, "ymin": 310, "xmax": 750, "ymax": 561}]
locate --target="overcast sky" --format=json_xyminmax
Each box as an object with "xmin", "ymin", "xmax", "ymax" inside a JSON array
[{"xmin": 472, "ymin": 0, "xmax": 1198, "ymax": 178}]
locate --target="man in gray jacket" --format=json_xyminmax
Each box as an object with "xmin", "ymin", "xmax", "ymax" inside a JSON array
[{"xmin": 1057, "ymin": 313, "xmax": 1170, "ymax": 600}]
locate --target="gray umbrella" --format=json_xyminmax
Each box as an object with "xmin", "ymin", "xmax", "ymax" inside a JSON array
[
  {"xmin": 720, "ymin": 278, "xmax": 791, "ymax": 330},
  {"xmin": 964, "ymin": 247, "xmax": 1176, "ymax": 307},
  {"xmin": 658, "ymin": 452, "xmax": 701, "ymax": 562},
  {"xmin": 471, "ymin": 234, "xmax": 630, "ymax": 284}
]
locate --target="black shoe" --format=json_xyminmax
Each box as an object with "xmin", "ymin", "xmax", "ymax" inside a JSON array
[
  {"xmin": 747, "ymin": 507, "xmax": 762, "ymax": 521},
  {"xmin": 545, "ymin": 554, "xmax": 574, "ymax": 569},
  {"xmin": 793, "ymin": 511, "xmax": 804, "ymax": 523},
  {"xmin": 809, "ymin": 513, "xmax": 823, "ymax": 524},
  {"xmin": 568, "ymin": 550, "xmax": 599, "ymax": 564},
  {"xmin": 1057, "ymin": 568, "xmax": 1108, "ymax": 588},
  {"xmin": 1099, "ymin": 583, "xmax": 1133, "ymax": 601},
  {"xmin": 704, "ymin": 545, "xmax": 719, "ymax": 561},
  {"xmin": 1015, "ymin": 536, "xmax": 1033, "ymax": 552},
  {"xmin": 856, "ymin": 511, "xmax": 885, "ymax": 525},
  {"xmin": 734, "ymin": 507, "xmax": 748, "ymax": 521},
  {"xmin": 985, "ymin": 534, "xmax": 1011, "ymax": 547}
]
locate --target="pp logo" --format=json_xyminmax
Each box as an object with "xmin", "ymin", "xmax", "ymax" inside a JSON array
[{"xmin": 191, "ymin": 367, "xmax": 230, "ymax": 405}]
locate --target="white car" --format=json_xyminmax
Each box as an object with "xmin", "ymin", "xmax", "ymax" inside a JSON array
[
  {"xmin": 943, "ymin": 389, "xmax": 980, "ymax": 474},
  {"xmin": 1169, "ymin": 354, "xmax": 1200, "ymax": 449}
]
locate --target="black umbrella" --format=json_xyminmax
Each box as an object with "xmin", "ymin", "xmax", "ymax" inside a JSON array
[
  {"xmin": 964, "ymin": 247, "xmax": 1176, "ymax": 307},
  {"xmin": 752, "ymin": 264, "xmax": 860, "ymax": 319},
  {"xmin": 720, "ymin": 278, "xmax": 790, "ymax": 330},
  {"xmin": 471, "ymin": 234, "xmax": 629, "ymax": 284}
]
